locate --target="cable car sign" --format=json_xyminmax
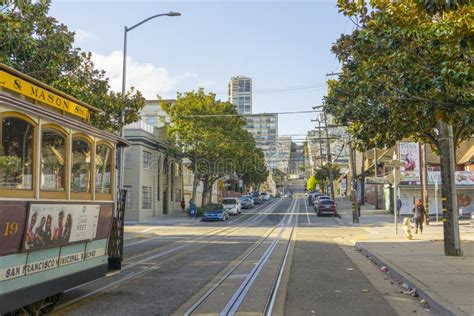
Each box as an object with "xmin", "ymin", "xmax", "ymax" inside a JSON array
[{"xmin": 0, "ymin": 70, "xmax": 89, "ymax": 119}]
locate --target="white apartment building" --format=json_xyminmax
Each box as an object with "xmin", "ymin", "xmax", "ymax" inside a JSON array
[{"xmin": 228, "ymin": 76, "xmax": 252, "ymax": 114}]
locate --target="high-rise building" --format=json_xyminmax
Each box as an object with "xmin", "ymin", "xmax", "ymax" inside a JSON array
[
  {"xmin": 228, "ymin": 76, "xmax": 252, "ymax": 114},
  {"xmin": 245, "ymin": 113, "xmax": 278, "ymax": 169}
]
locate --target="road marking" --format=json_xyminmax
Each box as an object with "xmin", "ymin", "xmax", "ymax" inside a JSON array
[{"xmin": 304, "ymin": 199, "xmax": 311, "ymax": 224}]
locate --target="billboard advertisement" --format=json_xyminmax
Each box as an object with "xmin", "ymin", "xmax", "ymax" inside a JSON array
[
  {"xmin": 399, "ymin": 142, "xmax": 420, "ymax": 183},
  {"xmin": 23, "ymin": 204, "xmax": 100, "ymax": 251}
]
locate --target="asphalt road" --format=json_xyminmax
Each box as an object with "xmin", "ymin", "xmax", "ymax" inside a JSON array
[{"xmin": 53, "ymin": 196, "xmax": 411, "ymax": 316}]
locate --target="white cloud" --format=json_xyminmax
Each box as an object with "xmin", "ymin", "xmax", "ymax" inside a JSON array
[
  {"xmin": 91, "ymin": 51, "xmax": 210, "ymax": 99},
  {"xmin": 74, "ymin": 28, "xmax": 95, "ymax": 42}
]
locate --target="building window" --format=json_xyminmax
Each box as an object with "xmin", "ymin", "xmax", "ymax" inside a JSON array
[
  {"xmin": 41, "ymin": 128, "xmax": 65, "ymax": 191},
  {"xmin": 96, "ymin": 144, "xmax": 113, "ymax": 194},
  {"xmin": 71, "ymin": 137, "xmax": 91, "ymax": 193},
  {"xmin": 146, "ymin": 116, "xmax": 157, "ymax": 126},
  {"xmin": 143, "ymin": 151, "xmax": 152, "ymax": 169},
  {"xmin": 0, "ymin": 116, "xmax": 34, "ymax": 190},
  {"xmin": 175, "ymin": 189, "xmax": 181, "ymax": 202},
  {"xmin": 124, "ymin": 185, "xmax": 132, "ymax": 209},
  {"xmin": 125, "ymin": 149, "xmax": 132, "ymax": 168},
  {"xmin": 142, "ymin": 186, "xmax": 152, "ymax": 209}
]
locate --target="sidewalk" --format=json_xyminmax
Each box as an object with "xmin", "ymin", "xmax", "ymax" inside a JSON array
[{"xmin": 335, "ymin": 198, "xmax": 474, "ymax": 315}]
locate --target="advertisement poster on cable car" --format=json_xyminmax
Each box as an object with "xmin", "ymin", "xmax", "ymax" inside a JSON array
[{"xmin": 23, "ymin": 204, "xmax": 100, "ymax": 251}]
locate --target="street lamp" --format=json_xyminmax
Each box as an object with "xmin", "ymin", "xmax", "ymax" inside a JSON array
[
  {"xmin": 110, "ymin": 11, "xmax": 180, "ymax": 270},
  {"xmin": 119, "ymin": 11, "xmax": 181, "ymax": 186},
  {"xmin": 121, "ymin": 11, "xmax": 181, "ymax": 100}
]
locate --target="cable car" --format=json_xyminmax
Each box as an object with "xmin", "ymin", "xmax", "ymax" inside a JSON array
[{"xmin": 0, "ymin": 64, "xmax": 127, "ymax": 314}]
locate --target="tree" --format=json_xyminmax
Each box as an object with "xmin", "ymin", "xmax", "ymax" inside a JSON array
[
  {"xmin": 314, "ymin": 164, "xmax": 341, "ymax": 193},
  {"xmin": 306, "ymin": 176, "xmax": 317, "ymax": 191},
  {"xmin": 162, "ymin": 89, "xmax": 268, "ymax": 206},
  {"xmin": 0, "ymin": 0, "xmax": 145, "ymax": 132},
  {"xmin": 326, "ymin": 0, "xmax": 472, "ymax": 151},
  {"xmin": 326, "ymin": 0, "xmax": 472, "ymax": 255},
  {"xmin": 272, "ymin": 168, "xmax": 287, "ymax": 188}
]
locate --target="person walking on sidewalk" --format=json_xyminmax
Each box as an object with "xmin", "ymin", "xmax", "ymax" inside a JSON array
[
  {"xmin": 180, "ymin": 198, "xmax": 186, "ymax": 213},
  {"xmin": 412, "ymin": 199, "xmax": 426, "ymax": 234}
]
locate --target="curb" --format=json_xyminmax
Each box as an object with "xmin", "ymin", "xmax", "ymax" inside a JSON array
[{"xmin": 355, "ymin": 243, "xmax": 459, "ymax": 316}]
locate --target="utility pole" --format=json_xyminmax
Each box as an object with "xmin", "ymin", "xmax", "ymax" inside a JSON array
[
  {"xmin": 324, "ymin": 113, "xmax": 335, "ymax": 200},
  {"xmin": 392, "ymin": 148, "xmax": 399, "ymax": 235},
  {"xmin": 318, "ymin": 119, "xmax": 323, "ymax": 169},
  {"xmin": 347, "ymin": 137, "xmax": 359, "ymax": 223},
  {"xmin": 438, "ymin": 121, "xmax": 462, "ymax": 256},
  {"xmin": 420, "ymin": 143, "xmax": 429, "ymax": 225}
]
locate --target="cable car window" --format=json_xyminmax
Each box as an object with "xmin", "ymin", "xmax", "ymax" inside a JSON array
[
  {"xmin": 71, "ymin": 137, "xmax": 91, "ymax": 192},
  {"xmin": 41, "ymin": 129, "xmax": 66, "ymax": 191},
  {"xmin": 96, "ymin": 144, "xmax": 112, "ymax": 194},
  {"xmin": 0, "ymin": 116, "xmax": 34, "ymax": 189}
]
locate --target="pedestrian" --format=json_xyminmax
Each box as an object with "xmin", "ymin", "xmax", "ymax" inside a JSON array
[
  {"xmin": 412, "ymin": 199, "xmax": 426, "ymax": 234},
  {"xmin": 189, "ymin": 198, "xmax": 194, "ymax": 219},
  {"xmin": 180, "ymin": 198, "xmax": 186, "ymax": 213},
  {"xmin": 397, "ymin": 198, "xmax": 402, "ymax": 221}
]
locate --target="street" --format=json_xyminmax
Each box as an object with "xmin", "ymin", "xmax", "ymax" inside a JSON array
[{"xmin": 52, "ymin": 195, "xmax": 425, "ymax": 315}]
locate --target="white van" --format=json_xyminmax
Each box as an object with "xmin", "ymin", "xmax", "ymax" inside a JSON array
[{"xmin": 222, "ymin": 197, "xmax": 241, "ymax": 215}]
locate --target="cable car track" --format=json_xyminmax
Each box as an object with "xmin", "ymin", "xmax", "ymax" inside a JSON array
[
  {"xmin": 182, "ymin": 199, "xmax": 299, "ymax": 316},
  {"xmin": 54, "ymin": 199, "xmax": 286, "ymax": 312}
]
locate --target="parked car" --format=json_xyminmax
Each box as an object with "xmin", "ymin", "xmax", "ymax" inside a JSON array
[
  {"xmin": 222, "ymin": 197, "xmax": 241, "ymax": 215},
  {"xmin": 240, "ymin": 196, "xmax": 253, "ymax": 209},
  {"xmin": 252, "ymin": 192, "xmax": 263, "ymax": 205},
  {"xmin": 313, "ymin": 195, "xmax": 330, "ymax": 211},
  {"xmin": 261, "ymin": 192, "xmax": 271, "ymax": 201},
  {"xmin": 308, "ymin": 191, "xmax": 325, "ymax": 205},
  {"xmin": 202, "ymin": 208, "xmax": 229, "ymax": 221},
  {"xmin": 316, "ymin": 199, "xmax": 337, "ymax": 216}
]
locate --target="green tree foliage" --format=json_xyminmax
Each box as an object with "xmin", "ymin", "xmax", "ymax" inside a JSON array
[
  {"xmin": 314, "ymin": 164, "xmax": 341, "ymax": 185},
  {"xmin": 161, "ymin": 89, "xmax": 268, "ymax": 204},
  {"xmin": 325, "ymin": 0, "xmax": 473, "ymax": 151},
  {"xmin": 272, "ymin": 168, "xmax": 286, "ymax": 188},
  {"xmin": 0, "ymin": 0, "xmax": 145, "ymax": 132},
  {"xmin": 306, "ymin": 175, "xmax": 317, "ymax": 191}
]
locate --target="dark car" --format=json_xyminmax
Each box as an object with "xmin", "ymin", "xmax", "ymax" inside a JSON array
[
  {"xmin": 252, "ymin": 192, "xmax": 262, "ymax": 205},
  {"xmin": 316, "ymin": 199, "xmax": 337, "ymax": 216},
  {"xmin": 240, "ymin": 196, "xmax": 253, "ymax": 209},
  {"xmin": 202, "ymin": 209, "xmax": 229, "ymax": 221}
]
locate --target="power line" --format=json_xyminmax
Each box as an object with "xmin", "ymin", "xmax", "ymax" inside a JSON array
[
  {"xmin": 180, "ymin": 110, "xmax": 320, "ymax": 118},
  {"xmin": 152, "ymin": 83, "xmax": 327, "ymax": 96}
]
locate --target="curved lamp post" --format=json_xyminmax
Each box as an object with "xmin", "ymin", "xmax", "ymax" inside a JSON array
[
  {"xmin": 119, "ymin": 11, "xmax": 181, "ymax": 186},
  {"xmin": 121, "ymin": 11, "xmax": 181, "ymax": 98}
]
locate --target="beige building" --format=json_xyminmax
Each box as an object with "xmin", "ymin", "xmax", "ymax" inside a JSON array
[{"xmin": 123, "ymin": 120, "xmax": 183, "ymax": 221}]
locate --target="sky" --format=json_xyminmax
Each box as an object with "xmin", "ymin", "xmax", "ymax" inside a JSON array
[{"xmin": 50, "ymin": 0, "xmax": 352, "ymax": 139}]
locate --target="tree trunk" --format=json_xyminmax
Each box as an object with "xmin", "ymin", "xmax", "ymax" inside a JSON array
[
  {"xmin": 191, "ymin": 171, "xmax": 199, "ymax": 205},
  {"xmin": 348, "ymin": 138, "xmax": 359, "ymax": 223},
  {"xmin": 438, "ymin": 121, "xmax": 462, "ymax": 256},
  {"xmin": 201, "ymin": 175, "xmax": 209, "ymax": 207}
]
